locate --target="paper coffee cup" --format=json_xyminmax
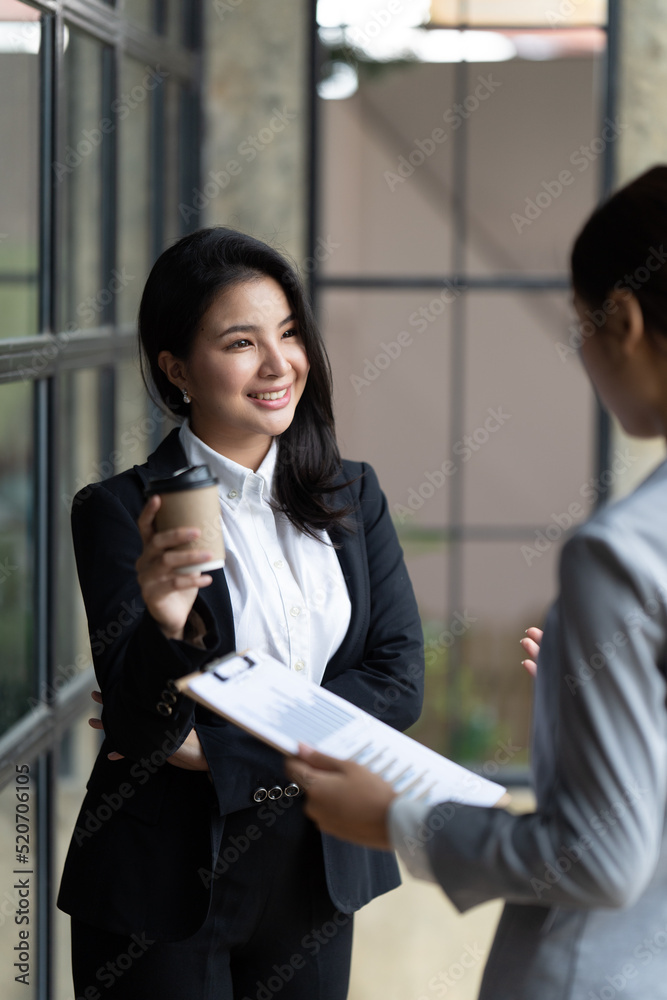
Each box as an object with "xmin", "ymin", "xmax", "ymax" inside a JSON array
[{"xmin": 146, "ymin": 465, "xmax": 226, "ymax": 573}]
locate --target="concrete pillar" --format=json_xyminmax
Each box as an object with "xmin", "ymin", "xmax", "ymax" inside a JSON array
[{"xmin": 202, "ymin": 0, "xmax": 311, "ymax": 266}]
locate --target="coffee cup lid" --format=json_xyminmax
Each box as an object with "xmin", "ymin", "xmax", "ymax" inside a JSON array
[{"xmin": 145, "ymin": 464, "xmax": 219, "ymax": 495}]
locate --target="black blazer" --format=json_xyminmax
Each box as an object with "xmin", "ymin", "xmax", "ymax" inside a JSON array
[{"xmin": 57, "ymin": 429, "xmax": 424, "ymax": 941}]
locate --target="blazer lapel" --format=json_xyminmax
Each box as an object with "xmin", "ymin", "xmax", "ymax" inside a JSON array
[{"xmin": 321, "ymin": 500, "xmax": 368, "ymax": 684}]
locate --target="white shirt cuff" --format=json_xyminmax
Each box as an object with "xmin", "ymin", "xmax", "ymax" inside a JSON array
[{"xmin": 388, "ymin": 797, "xmax": 438, "ymax": 883}]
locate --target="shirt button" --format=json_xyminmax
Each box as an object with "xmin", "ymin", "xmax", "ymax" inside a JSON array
[
  {"xmin": 289, "ymin": 606, "xmax": 301, "ymax": 617},
  {"xmin": 227, "ymin": 490, "xmax": 238, "ymax": 499},
  {"xmin": 273, "ymin": 560, "xmax": 284, "ymax": 569},
  {"xmin": 294, "ymin": 660, "xmax": 306, "ymax": 672}
]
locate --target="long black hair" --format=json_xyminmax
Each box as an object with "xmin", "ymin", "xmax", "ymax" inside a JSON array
[
  {"xmin": 571, "ymin": 165, "xmax": 667, "ymax": 335},
  {"xmin": 138, "ymin": 227, "xmax": 354, "ymax": 537}
]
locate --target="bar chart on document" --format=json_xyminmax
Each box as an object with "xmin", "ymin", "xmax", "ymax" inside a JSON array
[{"xmin": 179, "ymin": 650, "xmax": 505, "ymax": 809}]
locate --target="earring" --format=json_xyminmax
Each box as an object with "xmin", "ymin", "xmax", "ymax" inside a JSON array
[{"xmin": 182, "ymin": 388, "xmax": 191, "ymax": 404}]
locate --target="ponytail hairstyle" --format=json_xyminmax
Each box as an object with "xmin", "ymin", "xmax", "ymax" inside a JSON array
[
  {"xmin": 138, "ymin": 227, "xmax": 354, "ymax": 538},
  {"xmin": 571, "ymin": 165, "xmax": 667, "ymax": 337}
]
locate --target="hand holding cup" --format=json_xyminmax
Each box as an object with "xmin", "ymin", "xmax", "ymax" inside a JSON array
[{"xmin": 135, "ymin": 495, "xmax": 215, "ymax": 641}]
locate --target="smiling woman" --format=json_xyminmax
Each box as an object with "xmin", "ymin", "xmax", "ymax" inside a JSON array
[{"xmin": 56, "ymin": 227, "xmax": 425, "ymax": 1000}]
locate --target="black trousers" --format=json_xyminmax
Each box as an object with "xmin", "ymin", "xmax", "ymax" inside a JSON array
[{"xmin": 70, "ymin": 796, "xmax": 354, "ymax": 1000}]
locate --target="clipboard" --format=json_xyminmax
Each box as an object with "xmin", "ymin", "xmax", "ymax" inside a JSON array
[{"xmin": 176, "ymin": 649, "xmax": 506, "ymax": 808}]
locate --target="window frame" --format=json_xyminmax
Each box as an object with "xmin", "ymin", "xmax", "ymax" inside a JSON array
[{"xmin": 0, "ymin": 3, "xmax": 202, "ymax": 995}]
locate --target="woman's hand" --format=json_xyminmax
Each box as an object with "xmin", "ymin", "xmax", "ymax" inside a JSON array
[
  {"xmin": 286, "ymin": 746, "xmax": 396, "ymax": 850},
  {"xmin": 520, "ymin": 626, "xmax": 543, "ymax": 677},
  {"xmin": 165, "ymin": 729, "xmax": 210, "ymax": 771},
  {"xmin": 88, "ymin": 690, "xmax": 209, "ymax": 771},
  {"xmin": 135, "ymin": 494, "xmax": 214, "ymax": 641},
  {"xmin": 89, "ymin": 690, "xmax": 124, "ymax": 760}
]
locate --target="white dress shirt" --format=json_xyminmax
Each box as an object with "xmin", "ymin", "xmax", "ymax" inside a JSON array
[{"xmin": 179, "ymin": 421, "xmax": 352, "ymax": 685}]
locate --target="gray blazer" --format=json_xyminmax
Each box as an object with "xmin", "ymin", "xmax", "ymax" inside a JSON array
[{"xmin": 423, "ymin": 459, "xmax": 667, "ymax": 999}]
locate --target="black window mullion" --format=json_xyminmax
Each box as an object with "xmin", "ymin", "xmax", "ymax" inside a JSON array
[
  {"xmin": 101, "ymin": 43, "xmax": 117, "ymax": 325},
  {"xmin": 306, "ymin": 0, "xmax": 319, "ymax": 307},
  {"xmin": 179, "ymin": 82, "xmax": 201, "ymax": 236},
  {"xmin": 595, "ymin": 0, "xmax": 620, "ymax": 501},
  {"xmin": 36, "ymin": 14, "xmax": 58, "ymax": 999},
  {"xmin": 98, "ymin": 36, "xmax": 120, "ymax": 478},
  {"xmin": 151, "ymin": 63, "xmax": 165, "ymax": 259},
  {"xmin": 36, "ymin": 751, "xmax": 54, "ymax": 1000}
]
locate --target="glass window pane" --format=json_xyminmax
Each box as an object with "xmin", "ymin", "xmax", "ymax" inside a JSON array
[
  {"xmin": 430, "ymin": 0, "xmax": 607, "ymax": 26},
  {"xmin": 322, "ymin": 289, "xmax": 451, "ymax": 527},
  {"xmin": 166, "ymin": 0, "xmax": 183, "ymax": 45},
  {"xmin": 56, "ymin": 371, "xmax": 100, "ymax": 695},
  {"xmin": 163, "ymin": 78, "xmax": 182, "ymax": 246},
  {"xmin": 401, "ymin": 535, "xmax": 449, "ymax": 754},
  {"xmin": 0, "ymin": 761, "xmax": 38, "ymax": 999},
  {"xmin": 117, "ymin": 56, "xmax": 156, "ymax": 325},
  {"xmin": 54, "ymin": 716, "xmax": 99, "ymax": 1000},
  {"xmin": 320, "ymin": 64, "xmax": 454, "ymax": 277},
  {"xmin": 59, "ymin": 28, "xmax": 104, "ymax": 332},
  {"xmin": 0, "ymin": 2, "xmax": 41, "ymax": 338},
  {"xmin": 464, "ymin": 50, "xmax": 604, "ymax": 276},
  {"xmin": 462, "ymin": 292, "xmax": 595, "ymax": 527},
  {"xmin": 455, "ymin": 539, "xmax": 555, "ymax": 765},
  {"xmin": 125, "ymin": 0, "xmax": 154, "ymax": 32},
  {"xmin": 115, "ymin": 359, "xmax": 165, "ymax": 473},
  {"xmin": 0, "ymin": 381, "xmax": 34, "ymax": 735}
]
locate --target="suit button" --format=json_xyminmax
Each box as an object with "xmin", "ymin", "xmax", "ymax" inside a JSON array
[
  {"xmin": 285, "ymin": 783, "xmax": 300, "ymax": 798},
  {"xmin": 161, "ymin": 689, "xmax": 177, "ymax": 705},
  {"xmin": 253, "ymin": 787, "xmax": 268, "ymax": 802},
  {"xmin": 165, "ymin": 679, "xmax": 179, "ymax": 695},
  {"xmin": 268, "ymin": 785, "xmax": 283, "ymax": 800},
  {"xmin": 156, "ymin": 702, "xmax": 173, "ymax": 716}
]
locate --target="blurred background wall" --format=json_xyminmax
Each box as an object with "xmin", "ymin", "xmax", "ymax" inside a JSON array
[{"xmin": 0, "ymin": 1, "xmax": 667, "ymax": 998}]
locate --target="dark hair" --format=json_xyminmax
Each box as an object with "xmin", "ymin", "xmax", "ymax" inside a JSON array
[
  {"xmin": 138, "ymin": 227, "xmax": 354, "ymax": 538},
  {"xmin": 571, "ymin": 165, "xmax": 667, "ymax": 335}
]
